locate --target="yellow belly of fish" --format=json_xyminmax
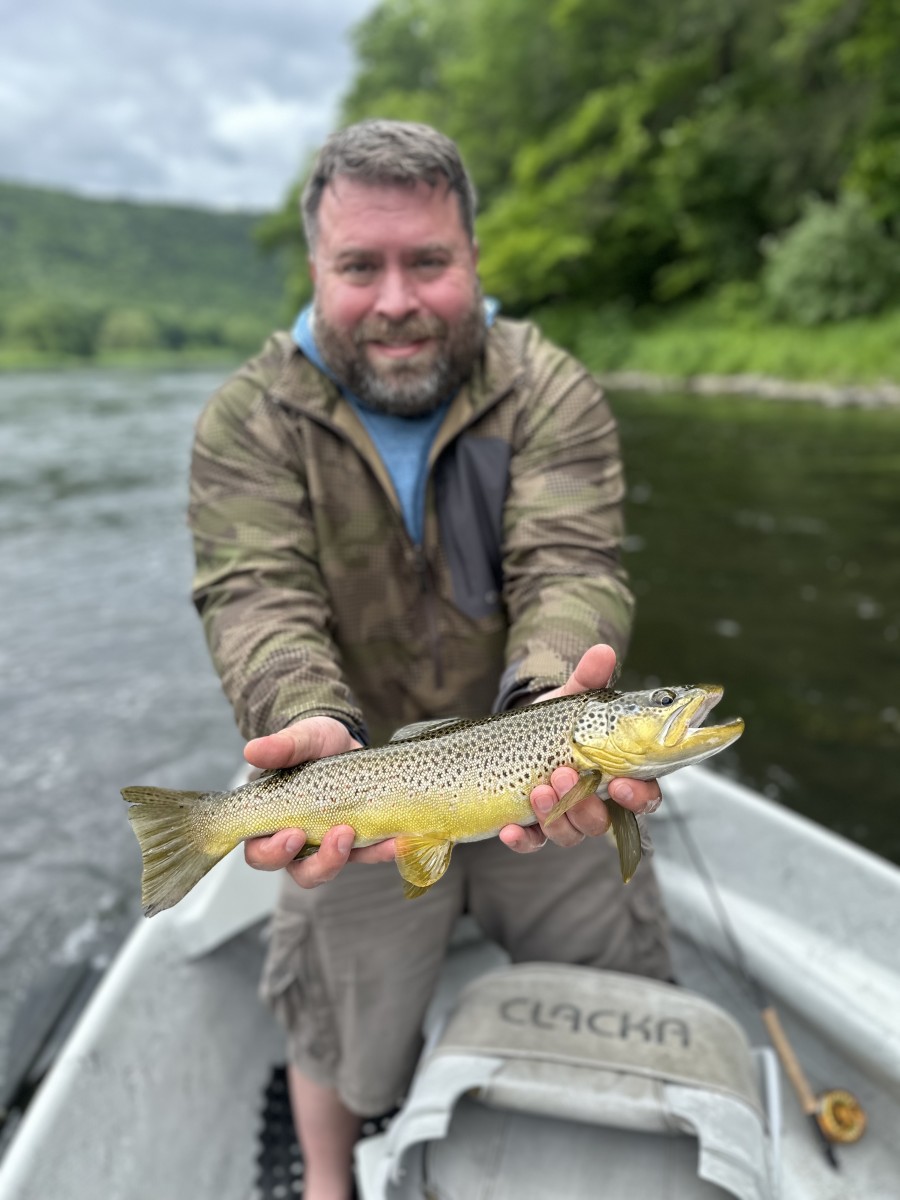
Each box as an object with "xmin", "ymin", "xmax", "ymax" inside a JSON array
[
  {"xmin": 196, "ymin": 774, "xmax": 539, "ymax": 898},
  {"xmin": 206, "ymin": 783, "xmax": 535, "ymax": 850}
]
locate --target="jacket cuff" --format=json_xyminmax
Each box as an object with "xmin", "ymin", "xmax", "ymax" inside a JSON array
[{"xmin": 493, "ymin": 665, "xmax": 566, "ymax": 713}]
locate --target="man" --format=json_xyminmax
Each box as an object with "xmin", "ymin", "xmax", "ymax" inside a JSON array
[{"xmin": 189, "ymin": 119, "xmax": 669, "ymax": 1200}]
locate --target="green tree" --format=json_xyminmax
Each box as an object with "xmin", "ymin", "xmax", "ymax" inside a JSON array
[
  {"xmin": 9, "ymin": 299, "xmax": 104, "ymax": 357},
  {"xmin": 837, "ymin": 0, "xmax": 900, "ymax": 224},
  {"xmin": 254, "ymin": 180, "xmax": 312, "ymax": 313},
  {"xmin": 762, "ymin": 192, "xmax": 900, "ymax": 325},
  {"xmin": 222, "ymin": 314, "xmax": 273, "ymax": 354},
  {"xmin": 260, "ymin": 0, "xmax": 900, "ymax": 315},
  {"xmin": 97, "ymin": 308, "xmax": 162, "ymax": 352}
]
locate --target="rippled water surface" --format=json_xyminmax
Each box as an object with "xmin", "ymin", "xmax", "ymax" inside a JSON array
[
  {"xmin": 0, "ymin": 370, "xmax": 897, "ymax": 1097},
  {"xmin": 614, "ymin": 391, "xmax": 900, "ymax": 860},
  {"xmin": 0, "ymin": 369, "xmax": 243, "ymax": 1088}
]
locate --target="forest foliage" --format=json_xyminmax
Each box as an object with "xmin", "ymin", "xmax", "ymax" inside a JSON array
[
  {"xmin": 4, "ymin": 0, "xmax": 899, "ymax": 375},
  {"xmin": 0, "ymin": 182, "xmax": 288, "ymax": 362},
  {"xmin": 260, "ymin": 0, "xmax": 900, "ymax": 344}
]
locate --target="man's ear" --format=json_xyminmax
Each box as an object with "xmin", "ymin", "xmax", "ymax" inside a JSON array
[
  {"xmin": 308, "ymin": 258, "xmax": 317, "ymax": 285},
  {"xmin": 471, "ymin": 239, "xmax": 480, "ymax": 267}
]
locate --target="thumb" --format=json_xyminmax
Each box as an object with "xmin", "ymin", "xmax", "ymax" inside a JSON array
[
  {"xmin": 550, "ymin": 644, "xmax": 618, "ymax": 699},
  {"xmin": 244, "ymin": 717, "xmax": 360, "ymax": 770}
]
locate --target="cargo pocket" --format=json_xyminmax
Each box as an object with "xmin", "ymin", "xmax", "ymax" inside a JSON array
[{"xmin": 259, "ymin": 906, "xmax": 340, "ymax": 1082}]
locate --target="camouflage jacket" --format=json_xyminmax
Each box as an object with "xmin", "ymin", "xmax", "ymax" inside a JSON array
[{"xmin": 189, "ymin": 317, "xmax": 634, "ymax": 746}]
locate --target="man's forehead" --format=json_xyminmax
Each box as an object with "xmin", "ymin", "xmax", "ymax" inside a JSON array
[
  {"xmin": 318, "ymin": 175, "xmax": 465, "ymax": 237},
  {"xmin": 323, "ymin": 173, "xmax": 451, "ymax": 205}
]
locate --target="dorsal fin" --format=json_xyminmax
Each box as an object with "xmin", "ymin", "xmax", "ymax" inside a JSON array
[{"xmin": 390, "ymin": 717, "xmax": 466, "ymax": 742}]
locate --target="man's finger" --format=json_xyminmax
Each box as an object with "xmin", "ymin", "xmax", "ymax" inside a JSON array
[
  {"xmin": 244, "ymin": 717, "xmax": 361, "ymax": 771},
  {"xmin": 285, "ymin": 824, "xmax": 355, "ymax": 888},
  {"xmin": 556, "ymin": 644, "xmax": 617, "ymax": 695},
  {"xmin": 529, "ymin": 766, "xmax": 610, "ymax": 843},
  {"xmin": 562, "ymin": 793, "xmax": 610, "ymax": 838},
  {"xmin": 531, "ymin": 781, "xmax": 585, "ymax": 848},
  {"xmin": 244, "ymin": 730, "xmax": 303, "ymax": 770},
  {"xmin": 608, "ymin": 777, "xmax": 663, "ymax": 815},
  {"xmin": 534, "ymin": 644, "xmax": 617, "ymax": 704},
  {"xmin": 347, "ymin": 838, "xmax": 397, "ymax": 865},
  {"xmin": 499, "ymin": 823, "xmax": 548, "ymax": 854},
  {"xmin": 244, "ymin": 827, "xmax": 308, "ymax": 871}
]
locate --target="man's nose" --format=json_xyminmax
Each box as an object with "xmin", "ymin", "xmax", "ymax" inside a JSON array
[{"xmin": 374, "ymin": 266, "xmax": 419, "ymax": 320}]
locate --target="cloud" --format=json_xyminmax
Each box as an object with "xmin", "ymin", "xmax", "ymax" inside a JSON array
[{"xmin": 0, "ymin": 0, "xmax": 379, "ymax": 210}]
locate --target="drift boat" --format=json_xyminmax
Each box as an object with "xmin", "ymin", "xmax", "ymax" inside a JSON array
[{"xmin": 0, "ymin": 764, "xmax": 898, "ymax": 1199}]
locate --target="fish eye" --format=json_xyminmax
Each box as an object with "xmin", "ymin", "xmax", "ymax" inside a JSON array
[{"xmin": 651, "ymin": 689, "xmax": 677, "ymax": 707}]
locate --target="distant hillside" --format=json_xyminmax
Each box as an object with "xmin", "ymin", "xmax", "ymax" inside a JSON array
[
  {"xmin": 0, "ymin": 180, "xmax": 287, "ymax": 313},
  {"xmin": 0, "ymin": 181, "xmax": 293, "ymax": 363}
]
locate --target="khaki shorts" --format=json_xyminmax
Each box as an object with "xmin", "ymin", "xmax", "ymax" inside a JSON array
[{"xmin": 259, "ymin": 832, "xmax": 671, "ymax": 1115}]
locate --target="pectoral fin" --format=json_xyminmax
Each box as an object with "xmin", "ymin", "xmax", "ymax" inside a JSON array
[
  {"xmin": 606, "ymin": 799, "xmax": 642, "ymax": 883},
  {"xmin": 543, "ymin": 770, "xmax": 606, "ymax": 826},
  {"xmin": 394, "ymin": 834, "xmax": 454, "ymax": 899},
  {"xmin": 542, "ymin": 771, "xmax": 642, "ymax": 883}
]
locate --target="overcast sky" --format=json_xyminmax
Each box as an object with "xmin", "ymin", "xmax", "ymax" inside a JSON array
[{"xmin": 0, "ymin": 0, "xmax": 379, "ymax": 211}]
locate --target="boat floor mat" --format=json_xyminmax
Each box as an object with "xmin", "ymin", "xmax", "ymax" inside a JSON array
[{"xmin": 253, "ymin": 1064, "xmax": 397, "ymax": 1199}]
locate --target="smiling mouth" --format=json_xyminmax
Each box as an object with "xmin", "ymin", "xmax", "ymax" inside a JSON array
[{"xmin": 368, "ymin": 339, "xmax": 432, "ymax": 359}]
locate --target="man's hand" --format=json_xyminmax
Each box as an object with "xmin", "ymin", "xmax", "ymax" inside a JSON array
[
  {"xmin": 499, "ymin": 645, "xmax": 663, "ymax": 854},
  {"xmin": 242, "ymin": 715, "xmax": 396, "ymax": 888}
]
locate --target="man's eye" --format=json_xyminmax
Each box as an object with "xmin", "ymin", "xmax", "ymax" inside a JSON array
[
  {"xmin": 342, "ymin": 262, "xmax": 376, "ymax": 276},
  {"xmin": 415, "ymin": 257, "xmax": 446, "ymax": 271}
]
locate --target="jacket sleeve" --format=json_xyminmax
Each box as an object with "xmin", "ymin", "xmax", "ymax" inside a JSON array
[
  {"xmin": 188, "ymin": 338, "xmax": 367, "ymax": 742},
  {"xmin": 494, "ymin": 330, "xmax": 635, "ymax": 711}
]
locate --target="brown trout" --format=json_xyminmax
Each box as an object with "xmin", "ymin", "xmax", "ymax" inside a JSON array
[{"xmin": 123, "ymin": 684, "xmax": 743, "ymax": 916}]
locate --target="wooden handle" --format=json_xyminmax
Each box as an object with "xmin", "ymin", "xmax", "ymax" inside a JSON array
[{"xmin": 761, "ymin": 1005, "xmax": 818, "ymax": 1114}]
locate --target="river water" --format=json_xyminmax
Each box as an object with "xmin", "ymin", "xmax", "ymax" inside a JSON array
[
  {"xmin": 0, "ymin": 369, "xmax": 243, "ymax": 1093},
  {"xmin": 0, "ymin": 369, "xmax": 898, "ymax": 1096}
]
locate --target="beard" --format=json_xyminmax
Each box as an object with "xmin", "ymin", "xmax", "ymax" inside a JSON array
[{"xmin": 314, "ymin": 289, "xmax": 487, "ymax": 417}]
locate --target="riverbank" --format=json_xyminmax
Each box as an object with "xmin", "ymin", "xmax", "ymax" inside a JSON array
[
  {"xmin": 535, "ymin": 297, "xmax": 900, "ymax": 395},
  {"xmin": 0, "ymin": 345, "xmax": 245, "ymax": 372},
  {"xmin": 4, "ymin": 297, "xmax": 900, "ymax": 400},
  {"xmin": 597, "ymin": 371, "xmax": 900, "ymax": 408}
]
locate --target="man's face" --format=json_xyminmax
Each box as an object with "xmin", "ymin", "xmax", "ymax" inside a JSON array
[{"xmin": 310, "ymin": 177, "xmax": 484, "ymax": 415}]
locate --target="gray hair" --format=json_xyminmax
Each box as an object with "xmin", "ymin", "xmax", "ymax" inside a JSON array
[{"xmin": 301, "ymin": 119, "xmax": 478, "ymax": 253}]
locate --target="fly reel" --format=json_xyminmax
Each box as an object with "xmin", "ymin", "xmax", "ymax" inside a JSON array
[{"xmin": 816, "ymin": 1088, "xmax": 867, "ymax": 1144}]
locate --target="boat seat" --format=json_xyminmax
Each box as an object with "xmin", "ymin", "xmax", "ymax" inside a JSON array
[{"xmin": 356, "ymin": 963, "xmax": 780, "ymax": 1200}]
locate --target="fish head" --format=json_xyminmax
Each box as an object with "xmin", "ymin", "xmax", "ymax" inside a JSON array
[{"xmin": 570, "ymin": 684, "xmax": 744, "ymax": 780}]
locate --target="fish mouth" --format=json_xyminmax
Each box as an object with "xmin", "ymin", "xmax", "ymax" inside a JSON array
[{"xmin": 660, "ymin": 684, "xmax": 744, "ymax": 754}]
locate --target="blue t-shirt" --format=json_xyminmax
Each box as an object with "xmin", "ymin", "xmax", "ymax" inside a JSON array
[{"xmin": 291, "ymin": 299, "xmax": 498, "ymax": 545}]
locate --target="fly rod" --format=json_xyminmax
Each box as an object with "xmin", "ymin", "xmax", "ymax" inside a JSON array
[{"xmin": 666, "ymin": 790, "xmax": 867, "ymax": 1170}]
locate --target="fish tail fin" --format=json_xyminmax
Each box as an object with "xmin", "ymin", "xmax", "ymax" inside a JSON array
[{"xmin": 122, "ymin": 785, "xmax": 229, "ymax": 917}]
